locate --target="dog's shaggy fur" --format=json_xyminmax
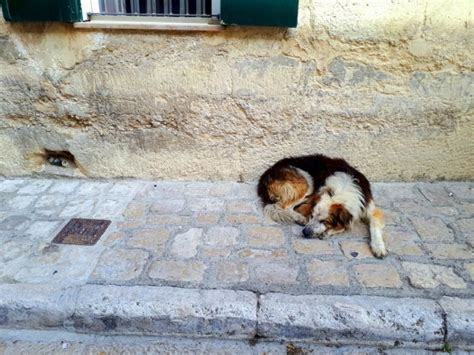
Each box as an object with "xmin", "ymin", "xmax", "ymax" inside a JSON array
[{"xmin": 257, "ymin": 154, "xmax": 387, "ymax": 258}]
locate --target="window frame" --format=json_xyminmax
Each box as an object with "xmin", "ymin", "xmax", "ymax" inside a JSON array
[{"xmin": 77, "ymin": 0, "xmax": 222, "ymax": 31}]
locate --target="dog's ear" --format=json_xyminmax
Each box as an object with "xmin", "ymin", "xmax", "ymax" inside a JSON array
[
  {"xmin": 330, "ymin": 203, "xmax": 353, "ymax": 226},
  {"xmin": 319, "ymin": 186, "xmax": 334, "ymax": 197}
]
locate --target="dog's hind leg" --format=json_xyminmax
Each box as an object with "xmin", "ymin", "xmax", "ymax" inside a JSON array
[
  {"xmin": 264, "ymin": 204, "xmax": 307, "ymax": 225},
  {"xmin": 366, "ymin": 200, "xmax": 387, "ymax": 258}
]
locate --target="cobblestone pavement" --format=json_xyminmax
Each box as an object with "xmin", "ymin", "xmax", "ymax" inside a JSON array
[{"xmin": 0, "ymin": 178, "xmax": 473, "ymax": 299}]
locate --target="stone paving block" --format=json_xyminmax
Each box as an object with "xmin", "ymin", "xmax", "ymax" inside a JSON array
[
  {"xmin": 93, "ymin": 199, "xmax": 127, "ymax": 220},
  {"xmin": 225, "ymin": 214, "xmax": 260, "ymax": 225},
  {"xmin": 200, "ymin": 246, "xmax": 231, "ymax": 258},
  {"xmin": 383, "ymin": 226, "xmax": 424, "ymax": 256},
  {"xmin": 439, "ymin": 297, "xmax": 474, "ymax": 346},
  {"xmin": 0, "ymin": 215, "xmax": 31, "ymax": 231},
  {"xmin": 108, "ymin": 182, "xmax": 141, "ymax": 198},
  {"xmin": 34, "ymin": 194, "xmax": 67, "ymax": 210},
  {"xmin": 75, "ymin": 182, "xmax": 112, "ymax": 196},
  {"xmin": 402, "ymin": 262, "xmax": 466, "ymax": 289},
  {"xmin": 307, "ymin": 260, "xmax": 349, "ymax": 286},
  {"xmin": 216, "ymin": 261, "xmax": 250, "ymax": 283},
  {"xmin": 123, "ymin": 202, "xmax": 148, "ymax": 220},
  {"xmin": 73, "ymin": 285, "xmax": 257, "ymax": 338},
  {"xmin": 0, "ymin": 179, "xmax": 25, "ymax": 193},
  {"xmin": 48, "ymin": 181, "xmax": 80, "ymax": 194},
  {"xmin": 410, "ymin": 217, "xmax": 454, "ymax": 242},
  {"xmin": 425, "ymin": 243, "xmax": 473, "ymax": 260},
  {"xmin": 254, "ymin": 263, "xmax": 298, "ymax": 285},
  {"xmin": 25, "ymin": 220, "xmax": 62, "ymax": 241},
  {"xmin": 59, "ymin": 200, "xmax": 95, "ymax": 218},
  {"xmin": 101, "ymin": 231, "xmax": 126, "ymax": 247},
  {"xmin": 148, "ymin": 260, "xmax": 207, "ymax": 282},
  {"xmin": 292, "ymin": 239, "xmax": 337, "ymax": 255},
  {"xmin": 196, "ymin": 213, "xmax": 221, "ymax": 225},
  {"xmin": 353, "ymin": 264, "xmax": 402, "ymax": 288},
  {"xmin": 7, "ymin": 195, "xmax": 37, "ymax": 210},
  {"xmin": 459, "ymin": 203, "xmax": 474, "ymax": 216},
  {"xmin": 209, "ymin": 183, "xmax": 235, "ymax": 197},
  {"xmin": 246, "ymin": 226, "xmax": 285, "ymax": 247},
  {"xmin": 231, "ymin": 184, "xmax": 257, "ymax": 200},
  {"xmin": 372, "ymin": 183, "xmax": 418, "ymax": 201},
  {"xmin": 144, "ymin": 183, "xmax": 185, "ymax": 200},
  {"xmin": 0, "ymin": 238, "xmax": 35, "ymax": 263},
  {"xmin": 397, "ymin": 200, "xmax": 458, "ymax": 218},
  {"xmin": 150, "ymin": 199, "xmax": 185, "ymax": 214},
  {"xmin": 445, "ymin": 183, "xmax": 474, "ymax": 200},
  {"xmin": 258, "ymin": 293, "xmax": 444, "ymax": 345},
  {"xmin": 189, "ymin": 198, "xmax": 225, "ymax": 212},
  {"xmin": 383, "ymin": 209, "xmax": 402, "ymax": 225},
  {"xmin": 91, "ymin": 248, "xmax": 149, "ymax": 282},
  {"xmin": 204, "ymin": 227, "xmax": 239, "ymax": 246},
  {"xmin": 226, "ymin": 201, "xmax": 256, "ymax": 213},
  {"xmin": 17, "ymin": 180, "xmax": 52, "ymax": 195},
  {"xmin": 456, "ymin": 218, "xmax": 474, "ymax": 242},
  {"xmin": 237, "ymin": 249, "xmax": 288, "ymax": 261},
  {"xmin": 183, "ymin": 182, "xmax": 212, "ymax": 197},
  {"xmin": 127, "ymin": 228, "xmax": 170, "ymax": 252},
  {"xmin": 116, "ymin": 219, "xmax": 144, "ymax": 229},
  {"xmin": 170, "ymin": 228, "xmax": 203, "ymax": 259},
  {"xmin": 465, "ymin": 263, "xmax": 474, "ymax": 280},
  {"xmin": 418, "ymin": 184, "xmax": 456, "ymax": 205},
  {"xmin": 340, "ymin": 241, "xmax": 373, "ymax": 259},
  {"xmin": 147, "ymin": 214, "xmax": 191, "ymax": 226},
  {"xmin": 0, "ymin": 284, "xmax": 77, "ymax": 329}
]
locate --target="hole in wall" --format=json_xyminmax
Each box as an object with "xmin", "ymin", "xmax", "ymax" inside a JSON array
[{"xmin": 44, "ymin": 149, "xmax": 77, "ymax": 169}]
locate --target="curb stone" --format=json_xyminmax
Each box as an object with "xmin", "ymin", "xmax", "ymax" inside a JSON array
[
  {"xmin": 439, "ymin": 297, "xmax": 474, "ymax": 349},
  {"xmin": 258, "ymin": 293, "xmax": 445, "ymax": 347},
  {"xmin": 0, "ymin": 284, "xmax": 77, "ymax": 329},
  {"xmin": 1, "ymin": 283, "xmax": 473, "ymax": 348},
  {"xmin": 72, "ymin": 285, "xmax": 257, "ymax": 339}
]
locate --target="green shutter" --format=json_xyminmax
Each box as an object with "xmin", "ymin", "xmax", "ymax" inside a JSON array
[
  {"xmin": 1, "ymin": 0, "xmax": 82, "ymax": 22},
  {"xmin": 221, "ymin": 0, "xmax": 299, "ymax": 28}
]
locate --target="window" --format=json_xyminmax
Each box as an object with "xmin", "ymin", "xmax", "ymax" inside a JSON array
[
  {"xmin": 77, "ymin": 0, "xmax": 222, "ymax": 30},
  {"xmin": 95, "ymin": 0, "xmax": 214, "ymax": 17}
]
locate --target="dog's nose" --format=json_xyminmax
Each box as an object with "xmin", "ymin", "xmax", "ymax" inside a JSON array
[{"xmin": 302, "ymin": 226, "xmax": 313, "ymax": 238}]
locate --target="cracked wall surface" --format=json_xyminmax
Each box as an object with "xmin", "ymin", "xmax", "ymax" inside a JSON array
[{"xmin": 0, "ymin": 0, "xmax": 473, "ymax": 181}]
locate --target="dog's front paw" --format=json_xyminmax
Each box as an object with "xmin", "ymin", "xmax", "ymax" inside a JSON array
[
  {"xmin": 293, "ymin": 213, "xmax": 308, "ymax": 226},
  {"xmin": 317, "ymin": 231, "xmax": 329, "ymax": 240},
  {"xmin": 370, "ymin": 242, "xmax": 388, "ymax": 259}
]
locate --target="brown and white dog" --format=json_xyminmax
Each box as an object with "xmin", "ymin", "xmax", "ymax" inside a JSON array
[{"xmin": 257, "ymin": 154, "xmax": 387, "ymax": 258}]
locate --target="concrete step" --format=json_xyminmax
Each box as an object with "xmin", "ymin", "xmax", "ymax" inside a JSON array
[{"xmin": 0, "ymin": 283, "xmax": 473, "ymax": 351}]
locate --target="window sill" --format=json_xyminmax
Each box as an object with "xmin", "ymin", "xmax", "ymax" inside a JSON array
[{"xmin": 74, "ymin": 15, "xmax": 224, "ymax": 32}]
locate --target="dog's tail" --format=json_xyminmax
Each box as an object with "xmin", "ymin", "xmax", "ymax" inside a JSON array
[
  {"xmin": 366, "ymin": 200, "xmax": 387, "ymax": 258},
  {"xmin": 264, "ymin": 203, "xmax": 307, "ymax": 225}
]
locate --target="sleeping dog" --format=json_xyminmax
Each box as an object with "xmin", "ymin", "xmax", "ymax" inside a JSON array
[{"xmin": 257, "ymin": 154, "xmax": 387, "ymax": 258}]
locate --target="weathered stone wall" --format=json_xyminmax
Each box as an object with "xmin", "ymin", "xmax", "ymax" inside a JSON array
[{"xmin": 0, "ymin": 0, "xmax": 473, "ymax": 181}]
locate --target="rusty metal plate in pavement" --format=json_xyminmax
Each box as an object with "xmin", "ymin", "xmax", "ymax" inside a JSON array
[{"xmin": 52, "ymin": 218, "xmax": 111, "ymax": 245}]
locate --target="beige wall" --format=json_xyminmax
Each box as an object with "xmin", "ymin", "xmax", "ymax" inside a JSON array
[{"xmin": 0, "ymin": 0, "xmax": 473, "ymax": 181}]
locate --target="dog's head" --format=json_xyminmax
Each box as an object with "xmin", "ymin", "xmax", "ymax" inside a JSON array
[{"xmin": 302, "ymin": 190, "xmax": 353, "ymax": 238}]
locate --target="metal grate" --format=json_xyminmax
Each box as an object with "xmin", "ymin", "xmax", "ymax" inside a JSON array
[
  {"xmin": 52, "ymin": 218, "xmax": 111, "ymax": 246},
  {"xmin": 97, "ymin": 0, "xmax": 212, "ymax": 17}
]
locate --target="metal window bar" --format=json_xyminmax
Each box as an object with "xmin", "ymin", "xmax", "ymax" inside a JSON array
[{"xmin": 98, "ymin": 0, "xmax": 214, "ymax": 17}]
